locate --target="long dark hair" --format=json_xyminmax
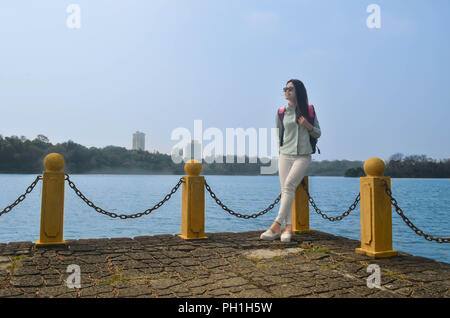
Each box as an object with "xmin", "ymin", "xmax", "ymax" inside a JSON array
[{"xmin": 287, "ymin": 79, "xmax": 312, "ymax": 124}]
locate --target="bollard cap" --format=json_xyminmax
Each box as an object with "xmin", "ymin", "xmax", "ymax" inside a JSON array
[
  {"xmin": 363, "ymin": 157, "xmax": 385, "ymax": 177},
  {"xmin": 184, "ymin": 159, "xmax": 202, "ymax": 176},
  {"xmin": 44, "ymin": 153, "xmax": 65, "ymax": 172}
]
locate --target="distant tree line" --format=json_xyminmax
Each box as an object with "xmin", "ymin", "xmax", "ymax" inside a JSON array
[
  {"xmin": 309, "ymin": 160, "xmax": 364, "ymax": 176},
  {"xmin": 0, "ymin": 135, "xmax": 185, "ymax": 174},
  {"xmin": 343, "ymin": 153, "xmax": 450, "ymax": 178},
  {"xmin": 344, "ymin": 167, "xmax": 365, "ymax": 177},
  {"xmin": 384, "ymin": 153, "xmax": 450, "ymax": 178},
  {"xmin": 0, "ymin": 135, "xmax": 363, "ymax": 176},
  {"xmin": 0, "ymin": 135, "xmax": 447, "ymax": 177}
]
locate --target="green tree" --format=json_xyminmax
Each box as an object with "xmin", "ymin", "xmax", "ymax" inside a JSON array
[{"xmin": 344, "ymin": 167, "xmax": 365, "ymax": 177}]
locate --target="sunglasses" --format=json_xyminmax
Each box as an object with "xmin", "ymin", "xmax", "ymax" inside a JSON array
[{"xmin": 283, "ymin": 86, "xmax": 294, "ymax": 92}]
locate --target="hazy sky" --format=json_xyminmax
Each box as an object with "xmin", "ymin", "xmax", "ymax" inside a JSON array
[{"xmin": 1, "ymin": 0, "xmax": 449, "ymax": 162}]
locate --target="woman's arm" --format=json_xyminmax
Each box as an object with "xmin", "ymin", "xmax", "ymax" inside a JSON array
[
  {"xmin": 298, "ymin": 114, "xmax": 321, "ymax": 139},
  {"xmin": 309, "ymin": 115, "xmax": 321, "ymax": 139}
]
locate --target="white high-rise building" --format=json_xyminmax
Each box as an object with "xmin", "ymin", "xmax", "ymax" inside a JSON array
[{"xmin": 132, "ymin": 131, "xmax": 145, "ymax": 151}]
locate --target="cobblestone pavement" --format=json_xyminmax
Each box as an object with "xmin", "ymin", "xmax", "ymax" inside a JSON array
[{"xmin": 0, "ymin": 230, "xmax": 449, "ymax": 298}]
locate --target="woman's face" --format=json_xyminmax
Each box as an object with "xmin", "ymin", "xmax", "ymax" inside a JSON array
[{"xmin": 284, "ymin": 82, "xmax": 296, "ymax": 104}]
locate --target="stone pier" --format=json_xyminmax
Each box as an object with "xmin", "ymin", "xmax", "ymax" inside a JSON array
[{"xmin": 0, "ymin": 230, "xmax": 448, "ymax": 298}]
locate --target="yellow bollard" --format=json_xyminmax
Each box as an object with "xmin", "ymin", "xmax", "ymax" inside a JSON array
[
  {"xmin": 35, "ymin": 153, "xmax": 67, "ymax": 246},
  {"xmin": 179, "ymin": 159, "xmax": 207, "ymax": 240},
  {"xmin": 292, "ymin": 176, "xmax": 312, "ymax": 233},
  {"xmin": 355, "ymin": 157, "xmax": 398, "ymax": 258}
]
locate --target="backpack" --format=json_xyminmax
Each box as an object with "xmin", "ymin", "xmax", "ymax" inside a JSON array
[{"xmin": 278, "ymin": 104, "xmax": 321, "ymax": 154}]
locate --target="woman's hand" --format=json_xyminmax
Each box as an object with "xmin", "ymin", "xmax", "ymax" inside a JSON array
[{"xmin": 297, "ymin": 116, "xmax": 314, "ymax": 131}]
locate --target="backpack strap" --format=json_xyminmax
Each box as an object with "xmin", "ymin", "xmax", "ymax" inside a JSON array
[
  {"xmin": 278, "ymin": 106, "xmax": 286, "ymax": 146},
  {"xmin": 278, "ymin": 106, "xmax": 286, "ymax": 120}
]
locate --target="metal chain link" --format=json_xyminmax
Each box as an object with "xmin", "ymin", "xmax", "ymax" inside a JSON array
[
  {"xmin": 0, "ymin": 175, "xmax": 42, "ymax": 217},
  {"xmin": 300, "ymin": 180, "xmax": 360, "ymax": 222},
  {"xmin": 381, "ymin": 179, "xmax": 449, "ymax": 243},
  {"xmin": 204, "ymin": 180, "xmax": 281, "ymax": 219},
  {"xmin": 65, "ymin": 174, "xmax": 184, "ymax": 219}
]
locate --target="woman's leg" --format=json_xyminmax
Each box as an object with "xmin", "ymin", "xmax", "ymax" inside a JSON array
[
  {"xmin": 268, "ymin": 154, "xmax": 294, "ymax": 233},
  {"xmin": 272, "ymin": 154, "xmax": 296, "ymax": 229},
  {"xmin": 274, "ymin": 155, "xmax": 312, "ymax": 230}
]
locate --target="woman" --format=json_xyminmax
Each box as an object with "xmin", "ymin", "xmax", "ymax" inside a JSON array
[{"xmin": 260, "ymin": 79, "xmax": 321, "ymax": 242}]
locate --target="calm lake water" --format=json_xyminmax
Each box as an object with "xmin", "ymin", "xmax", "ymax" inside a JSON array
[{"xmin": 0, "ymin": 174, "xmax": 449, "ymax": 264}]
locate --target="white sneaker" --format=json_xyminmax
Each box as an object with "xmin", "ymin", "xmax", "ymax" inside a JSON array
[
  {"xmin": 260, "ymin": 229, "xmax": 281, "ymax": 241},
  {"xmin": 281, "ymin": 231, "xmax": 292, "ymax": 242}
]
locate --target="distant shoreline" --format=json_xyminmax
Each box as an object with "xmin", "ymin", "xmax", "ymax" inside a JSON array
[
  {"xmin": 1, "ymin": 135, "xmax": 448, "ymax": 178},
  {"xmin": 0, "ymin": 172, "xmax": 449, "ymax": 179}
]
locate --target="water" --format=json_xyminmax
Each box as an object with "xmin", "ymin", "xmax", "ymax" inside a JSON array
[{"xmin": 0, "ymin": 174, "xmax": 449, "ymax": 263}]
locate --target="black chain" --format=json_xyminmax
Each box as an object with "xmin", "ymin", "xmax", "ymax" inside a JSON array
[
  {"xmin": 0, "ymin": 175, "xmax": 42, "ymax": 217},
  {"xmin": 65, "ymin": 174, "xmax": 184, "ymax": 219},
  {"xmin": 381, "ymin": 179, "xmax": 449, "ymax": 243},
  {"xmin": 300, "ymin": 180, "xmax": 360, "ymax": 221},
  {"xmin": 204, "ymin": 180, "xmax": 281, "ymax": 219}
]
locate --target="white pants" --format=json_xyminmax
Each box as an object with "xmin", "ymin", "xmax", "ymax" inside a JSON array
[{"xmin": 274, "ymin": 153, "xmax": 312, "ymax": 226}]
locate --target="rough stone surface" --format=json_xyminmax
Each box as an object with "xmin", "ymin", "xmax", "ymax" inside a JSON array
[
  {"xmin": 242, "ymin": 248, "xmax": 304, "ymax": 259},
  {"xmin": 0, "ymin": 230, "xmax": 449, "ymax": 298}
]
